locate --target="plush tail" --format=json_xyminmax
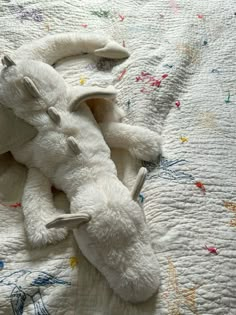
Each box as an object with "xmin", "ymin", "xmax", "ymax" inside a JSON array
[{"xmin": 14, "ymin": 33, "xmax": 129, "ymax": 65}]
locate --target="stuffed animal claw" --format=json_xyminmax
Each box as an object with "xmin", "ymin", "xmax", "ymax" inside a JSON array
[
  {"xmin": 1, "ymin": 55, "xmax": 16, "ymax": 67},
  {"xmin": 23, "ymin": 77, "xmax": 41, "ymax": 98}
]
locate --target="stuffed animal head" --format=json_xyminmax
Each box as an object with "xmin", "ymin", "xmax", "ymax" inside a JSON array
[{"xmin": 0, "ymin": 55, "xmax": 67, "ymax": 114}]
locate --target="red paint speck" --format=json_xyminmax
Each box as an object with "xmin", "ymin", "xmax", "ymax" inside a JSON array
[
  {"xmin": 195, "ymin": 181, "xmax": 206, "ymax": 193},
  {"xmin": 175, "ymin": 100, "xmax": 180, "ymax": 108},
  {"xmin": 118, "ymin": 69, "xmax": 127, "ymax": 80},
  {"xmin": 10, "ymin": 202, "xmax": 22, "ymax": 208},
  {"xmin": 119, "ymin": 15, "xmax": 125, "ymax": 21},
  {"xmin": 151, "ymin": 79, "xmax": 161, "ymax": 87},
  {"xmin": 140, "ymin": 87, "xmax": 150, "ymax": 94},
  {"xmin": 141, "ymin": 71, "xmax": 150, "ymax": 77},
  {"xmin": 205, "ymin": 245, "xmax": 218, "ymax": 255}
]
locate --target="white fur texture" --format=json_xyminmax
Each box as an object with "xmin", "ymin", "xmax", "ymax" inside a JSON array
[
  {"xmin": 14, "ymin": 33, "xmax": 130, "ymax": 64},
  {"xmin": 100, "ymin": 122, "xmax": 162, "ymax": 161},
  {"xmin": 22, "ymin": 168, "xmax": 68, "ymax": 247},
  {"xmin": 0, "ymin": 32, "xmax": 129, "ymax": 154},
  {"xmin": 0, "ymin": 33, "xmax": 161, "ymax": 303}
]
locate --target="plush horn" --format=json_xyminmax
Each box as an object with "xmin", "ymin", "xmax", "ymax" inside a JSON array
[
  {"xmin": 67, "ymin": 136, "xmax": 80, "ymax": 155},
  {"xmin": 1, "ymin": 55, "xmax": 16, "ymax": 67},
  {"xmin": 23, "ymin": 76, "xmax": 41, "ymax": 98},
  {"xmin": 46, "ymin": 213, "xmax": 91, "ymax": 229},
  {"xmin": 47, "ymin": 107, "xmax": 61, "ymax": 124},
  {"xmin": 131, "ymin": 167, "xmax": 147, "ymax": 201}
]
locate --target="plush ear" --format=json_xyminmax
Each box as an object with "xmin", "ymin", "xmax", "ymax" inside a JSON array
[
  {"xmin": 23, "ymin": 77, "xmax": 41, "ymax": 98},
  {"xmin": 69, "ymin": 86, "xmax": 117, "ymax": 112},
  {"xmin": 1, "ymin": 55, "xmax": 16, "ymax": 67},
  {"xmin": 46, "ymin": 213, "xmax": 91, "ymax": 229},
  {"xmin": 131, "ymin": 167, "xmax": 147, "ymax": 201}
]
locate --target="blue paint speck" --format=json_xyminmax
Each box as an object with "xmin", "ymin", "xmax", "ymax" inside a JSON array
[
  {"xmin": 139, "ymin": 193, "xmax": 144, "ymax": 203},
  {"xmin": 127, "ymin": 100, "xmax": 131, "ymax": 109}
]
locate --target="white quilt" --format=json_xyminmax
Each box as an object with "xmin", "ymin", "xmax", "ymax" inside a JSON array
[{"xmin": 0, "ymin": 0, "xmax": 236, "ymax": 314}]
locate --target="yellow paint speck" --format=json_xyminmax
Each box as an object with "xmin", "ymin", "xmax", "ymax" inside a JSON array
[
  {"xmin": 79, "ymin": 76, "xmax": 87, "ymax": 85},
  {"xmin": 69, "ymin": 257, "xmax": 78, "ymax": 269},
  {"xmin": 180, "ymin": 136, "xmax": 188, "ymax": 143},
  {"xmin": 45, "ymin": 23, "xmax": 50, "ymax": 31}
]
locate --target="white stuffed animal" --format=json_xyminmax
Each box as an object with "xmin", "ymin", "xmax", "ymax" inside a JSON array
[{"xmin": 0, "ymin": 33, "xmax": 161, "ymax": 303}]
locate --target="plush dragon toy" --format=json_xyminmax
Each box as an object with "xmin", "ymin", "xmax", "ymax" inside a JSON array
[{"xmin": 0, "ymin": 33, "xmax": 161, "ymax": 303}]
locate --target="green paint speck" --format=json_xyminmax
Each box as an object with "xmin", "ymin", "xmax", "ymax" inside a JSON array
[
  {"xmin": 225, "ymin": 92, "xmax": 231, "ymax": 104},
  {"xmin": 91, "ymin": 9, "xmax": 110, "ymax": 18}
]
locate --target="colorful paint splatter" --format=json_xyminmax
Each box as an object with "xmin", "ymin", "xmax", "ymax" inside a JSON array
[{"xmin": 136, "ymin": 71, "xmax": 168, "ymax": 93}]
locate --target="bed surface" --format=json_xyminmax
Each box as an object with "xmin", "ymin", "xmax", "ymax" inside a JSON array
[{"xmin": 0, "ymin": 1, "xmax": 236, "ymax": 314}]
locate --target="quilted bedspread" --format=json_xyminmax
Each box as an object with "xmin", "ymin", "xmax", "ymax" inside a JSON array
[{"xmin": 0, "ymin": 0, "xmax": 236, "ymax": 314}]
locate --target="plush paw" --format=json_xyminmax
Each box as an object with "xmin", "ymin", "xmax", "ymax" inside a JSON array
[
  {"xmin": 25, "ymin": 224, "xmax": 68, "ymax": 248},
  {"xmin": 129, "ymin": 129, "xmax": 161, "ymax": 162}
]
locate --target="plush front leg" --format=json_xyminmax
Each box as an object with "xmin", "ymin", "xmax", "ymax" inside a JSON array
[
  {"xmin": 100, "ymin": 122, "xmax": 161, "ymax": 161},
  {"xmin": 22, "ymin": 168, "xmax": 68, "ymax": 247}
]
